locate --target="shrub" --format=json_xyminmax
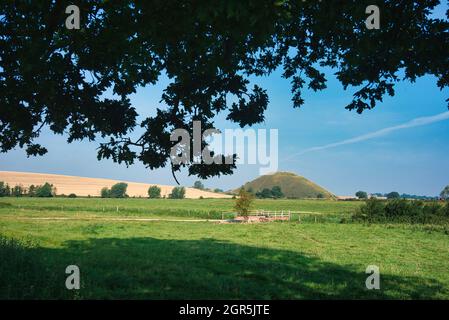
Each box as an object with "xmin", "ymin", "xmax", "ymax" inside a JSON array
[
  {"xmin": 68, "ymin": 193, "xmax": 77, "ymax": 198},
  {"xmin": 11, "ymin": 185, "xmax": 25, "ymax": 197},
  {"xmin": 256, "ymin": 188, "xmax": 272, "ymax": 199},
  {"xmin": 386, "ymin": 191, "xmax": 400, "ymax": 199},
  {"xmin": 443, "ymin": 200, "xmax": 449, "ymax": 218},
  {"xmin": 440, "ymin": 185, "xmax": 449, "ymax": 200},
  {"xmin": 27, "ymin": 185, "xmax": 36, "ymax": 197},
  {"xmin": 0, "ymin": 182, "xmax": 11, "ymax": 197},
  {"xmin": 271, "ymin": 186, "xmax": 284, "ymax": 199},
  {"xmin": 193, "ymin": 181, "xmax": 205, "ymax": 190},
  {"xmin": 353, "ymin": 198, "xmax": 449, "ymax": 224},
  {"xmin": 35, "ymin": 183, "xmax": 55, "ymax": 197},
  {"xmin": 355, "ymin": 191, "xmax": 368, "ymax": 199},
  {"xmin": 353, "ymin": 198, "xmax": 386, "ymax": 222},
  {"xmin": 148, "ymin": 185, "xmax": 161, "ymax": 199},
  {"xmin": 101, "ymin": 183, "xmax": 128, "ymax": 198},
  {"xmin": 109, "ymin": 183, "xmax": 128, "ymax": 198},
  {"xmin": 384, "ymin": 199, "xmax": 410, "ymax": 218},
  {"xmin": 100, "ymin": 187, "xmax": 110, "ymax": 198},
  {"xmin": 234, "ymin": 188, "xmax": 254, "ymax": 218},
  {"xmin": 169, "ymin": 186, "xmax": 185, "ymax": 199}
]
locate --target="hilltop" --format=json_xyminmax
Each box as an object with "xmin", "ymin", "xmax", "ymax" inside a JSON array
[
  {"xmin": 235, "ymin": 172, "xmax": 334, "ymax": 199},
  {"xmin": 0, "ymin": 171, "xmax": 231, "ymax": 199}
]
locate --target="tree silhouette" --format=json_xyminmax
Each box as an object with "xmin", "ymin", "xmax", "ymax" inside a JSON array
[
  {"xmin": 356, "ymin": 191, "xmax": 368, "ymax": 199},
  {"xmin": 440, "ymin": 185, "xmax": 449, "ymax": 200},
  {"xmin": 1, "ymin": 1, "xmax": 447, "ymax": 181}
]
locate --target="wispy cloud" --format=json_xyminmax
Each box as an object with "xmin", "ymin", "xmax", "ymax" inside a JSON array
[{"xmin": 284, "ymin": 111, "xmax": 449, "ymax": 160}]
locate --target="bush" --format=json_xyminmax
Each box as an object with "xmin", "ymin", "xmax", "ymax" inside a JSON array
[
  {"xmin": 35, "ymin": 183, "xmax": 55, "ymax": 197},
  {"xmin": 148, "ymin": 185, "xmax": 161, "ymax": 199},
  {"xmin": 384, "ymin": 199, "xmax": 411, "ymax": 218},
  {"xmin": 355, "ymin": 191, "xmax": 368, "ymax": 199},
  {"xmin": 68, "ymin": 193, "xmax": 77, "ymax": 198},
  {"xmin": 353, "ymin": 198, "xmax": 449, "ymax": 224},
  {"xmin": 352, "ymin": 198, "xmax": 385, "ymax": 222},
  {"xmin": 386, "ymin": 191, "xmax": 400, "ymax": 199},
  {"xmin": 100, "ymin": 187, "xmax": 110, "ymax": 198},
  {"xmin": 271, "ymin": 186, "xmax": 284, "ymax": 199},
  {"xmin": 443, "ymin": 201, "xmax": 449, "ymax": 217},
  {"xmin": 101, "ymin": 183, "xmax": 128, "ymax": 198},
  {"xmin": 0, "ymin": 182, "xmax": 11, "ymax": 197},
  {"xmin": 27, "ymin": 185, "xmax": 36, "ymax": 197},
  {"xmin": 193, "ymin": 181, "xmax": 205, "ymax": 190},
  {"xmin": 255, "ymin": 186, "xmax": 284, "ymax": 199},
  {"xmin": 169, "ymin": 186, "xmax": 185, "ymax": 199},
  {"xmin": 109, "ymin": 183, "xmax": 128, "ymax": 198},
  {"xmin": 440, "ymin": 185, "xmax": 449, "ymax": 200},
  {"xmin": 11, "ymin": 185, "xmax": 25, "ymax": 197},
  {"xmin": 234, "ymin": 188, "xmax": 254, "ymax": 217}
]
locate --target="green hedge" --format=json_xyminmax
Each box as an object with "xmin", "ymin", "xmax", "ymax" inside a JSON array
[{"xmin": 352, "ymin": 198, "xmax": 449, "ymax": 224}]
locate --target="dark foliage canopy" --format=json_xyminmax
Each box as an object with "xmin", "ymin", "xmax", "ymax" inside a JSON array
[{"xmin": 1, "ymin": 1, "xmax": 448, "ymax": 181}]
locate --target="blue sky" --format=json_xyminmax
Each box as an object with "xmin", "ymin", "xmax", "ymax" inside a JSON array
[{"xmin": 1, "ymin": 5, "xmax": 448, "ymax": 196}]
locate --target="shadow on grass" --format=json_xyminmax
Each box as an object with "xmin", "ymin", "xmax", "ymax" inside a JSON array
[{"xmin": 1, "ymin": 236, "xmax": 447, "ymax": 299}]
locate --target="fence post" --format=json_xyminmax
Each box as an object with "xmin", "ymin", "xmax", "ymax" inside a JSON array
[{"xmin": 116, "ymin": 206, "xmax": 119, "ymax": 212}]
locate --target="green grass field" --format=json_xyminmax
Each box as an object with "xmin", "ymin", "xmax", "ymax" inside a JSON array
[
  {"xmin": 0, "ymin": 197, "xmax": 360, "ymax": 222},
  {"xmin": 1, "ymin": 198, "xmax": 448, "ymax": 299}
]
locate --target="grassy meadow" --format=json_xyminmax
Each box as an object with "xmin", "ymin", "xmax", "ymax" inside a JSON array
[{"xmin": 1, "ymin": 197, "xmax": 449, "ymax": 299}]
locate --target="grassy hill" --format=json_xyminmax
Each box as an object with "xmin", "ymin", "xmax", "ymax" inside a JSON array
[{"xmin": 235, "ymin": 172, "xmax": 335, "ymax": 199}]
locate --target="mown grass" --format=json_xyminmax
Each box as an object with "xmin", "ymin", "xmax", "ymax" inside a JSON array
[{"xmin": 1, "ymin": 198, "xmax": 448, "ymax": 299}]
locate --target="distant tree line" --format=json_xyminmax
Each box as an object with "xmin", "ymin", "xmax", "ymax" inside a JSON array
[
  {"xmin": 100, "ymin": 183, "xmax": 187, "ymax": 199},
  {"xmin": 0, "ymin": 180, "xmax": 192, "ymax": 200},
  {"xmin": 192, "ymin": 180, "xmax": 223, "ymax": 194},
  {"xmin": 0, "ymin": 181, "xmax": 56, "ymax": 197},
  {"xmin": 356, "ymin": 190, "xmax": 443, "ymax": 200}
]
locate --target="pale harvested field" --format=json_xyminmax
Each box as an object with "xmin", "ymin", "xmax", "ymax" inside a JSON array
[{"xmin": 0, "ymin": 171, "xmax": 231, "ymax": 199}]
